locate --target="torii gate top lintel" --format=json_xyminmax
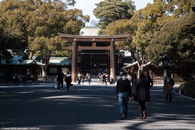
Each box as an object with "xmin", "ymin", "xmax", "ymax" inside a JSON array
[{"xmin": 58, "ymin": 33, "xmax": 130, "ymax": 42}]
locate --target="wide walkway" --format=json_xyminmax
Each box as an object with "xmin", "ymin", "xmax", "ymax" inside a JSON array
[{"xmin": 0, "ymin": 81, "xmax": 195, "ymax": 130}]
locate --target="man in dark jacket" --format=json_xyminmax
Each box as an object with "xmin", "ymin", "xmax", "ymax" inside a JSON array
[
  {"xmin": 65, "ymin": 72, "xmax": 71, "ymax": 91},
  {"xmin": 57, "ymin": 70, "xmax": 64, "ymax": 90},
  {"xmin": 136, "ymin": 72, "xmax": 150, "ymax": 119},
  {"xmin": 115, "ymin": 72, "xmax": 131, "ymax": 119}
]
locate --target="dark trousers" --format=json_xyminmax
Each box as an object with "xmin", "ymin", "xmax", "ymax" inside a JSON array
[
  {"xmin": 88, "ymin": 79, "xmax": 91, "ymax": 84},
  {"xmin": 166, "ymin": 93, "xmax": 172, "ymax": 102},
  {"xmin": 139, "ymin": 102, "xmax": 146, "ymax": 113},
  {"xmin": 66, "ymin": 83, "xmax": 70, "ymax": 91},
  {"xmin": 58, "ymin": 81, "xmax": 63, "ymax": 90},
  {"xmin": 78, "ymin": 79, "xmax": 80, "ymax": 84}
]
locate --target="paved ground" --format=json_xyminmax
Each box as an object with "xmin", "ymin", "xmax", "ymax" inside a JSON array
[{"xmin": 0, "ymin": 81, "xmax": 195, "ymax": 130}]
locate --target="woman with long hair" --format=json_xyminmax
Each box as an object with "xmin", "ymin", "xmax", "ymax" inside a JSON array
[{"xmin": 136, "ymin": 72, "xmax": 151, "ymax": 119}]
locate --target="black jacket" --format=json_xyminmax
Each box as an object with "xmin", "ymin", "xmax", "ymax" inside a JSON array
[
  {"xmin": 136, "ymin": 78, "xmax": 150, "ymax": 102},
  {"xmin": 65, "ymin": 74, "xmax": 71, "ymax": 85},
  {"xmin": 57, "ymin": 72, "xmax": 64, "ymax": 82},
  {"xmin": 115, "ymin": 77, "xmax": 131, "ymax": 97}
]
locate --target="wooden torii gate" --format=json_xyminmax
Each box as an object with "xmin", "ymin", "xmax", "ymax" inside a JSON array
[{"xmin": 58, "ymin": 33, "xmax": 130, "ymax": 83}]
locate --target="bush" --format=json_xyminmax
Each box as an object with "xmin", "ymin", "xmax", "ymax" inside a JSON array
[{"xmin": 179, "ymin": 80, "xmax": 195, "ymax": 98}]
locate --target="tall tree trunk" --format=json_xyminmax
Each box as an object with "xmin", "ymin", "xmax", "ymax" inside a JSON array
[
  {"xmin": 41, "ymin": 66, "xmax": 47, "ymax": 76},
  {"xmin": 29, "ymin": 51, "xmax": 33, "ymax": 60},
  {"xmin": 41, "ymin": 51, "xmax": 52, "ymax": 77},
  {"xmin": 130, "ymin": 50, "xmax": 136, "ymax": 62},
  {"xmin": 137, "ymin": 51, "xmax": 144, "ymax": 79}
]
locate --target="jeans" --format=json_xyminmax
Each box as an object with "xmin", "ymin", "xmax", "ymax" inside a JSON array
[
  {"xmin": 118, "ymin": 93, "xmax": 129, "ymax": 117},
  {"xmin": 58, "ymin": 81, "xmax": 63, "ymax": 90}
]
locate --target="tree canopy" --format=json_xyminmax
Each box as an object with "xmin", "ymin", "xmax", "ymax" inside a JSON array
[
  {"xmin": 146, "ymin": 12, "xmax": 195, "ymax": 66},
  {"xmin": 0, "ymin": 0, "xmax": 89, "ymax": 76},
  {"xmin": 93, "ymin": 0, "xmax": 135, "ymax": 35},
  {"xmin": 106, "ymin": 0, "xmax": 194, "ymax": 69},
  {"xmin": 0, "ymin": 26, "xmax": 27, "ymax": 63}
]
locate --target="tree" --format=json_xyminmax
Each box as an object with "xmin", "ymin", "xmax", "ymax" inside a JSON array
[
  {"xmin": 0, "ymin": 0, "xmax": 31, "ymax": 57},
  {"xmin": 93, "ymin": 0, "xmax": 135, "ymax": 35},
  {"xmin": 106, "ymin": 17, "xmax": 138, "ymax": 62},
  {"xmin": 146, "ymin": 12, "xmax": 195, "ymax": 66},
  {"xmin": 0, "ymin": 0, "xmax": 89, "ymax": 76},
  {"xmin": 105, "ymin": 0, "xmax": 193, "ymax": 75},
  {"xmin": 0, "ymin": 26, "xmax": 27, "ymax": 63},
  {"xmin": 27, "ymin": 1, "xmax": 89, "ymax": 76},
  {"xmin": 171, "ymin": 0, "xmax": 192, "ymax": 18},
  {"xmin": 106, "ymin": 2, "xmax": 173, "ymax": 72}
]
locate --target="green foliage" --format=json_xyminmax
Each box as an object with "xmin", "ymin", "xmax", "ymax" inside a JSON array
[
  {"xmin": 51, "ymin": 41, "xmax": 72, "ymax": 57},
  {"xmin": 0, "ymin": 26, "xmax": 27, "ymax": 57},
  {"xmin": 179, "ymin": 80, "xmax": 195, "ymax": 98},
  {"xmin": 180, "ymin": 80, "xmax": 195, "ymax": 91},
  {"xmin": 146, "ymin": 12, "xmax": 195, "ymax": 66},
  {"xmin": 0, "ymin": 0, "xmax": 89, "ymax": 75},
  {"xmin": 171, "ymin": 0, "xmax": 192, "ymax": 18},
  {"xmin": 106, "ymin": 0, "xmax": 194, "ymax": 67},
  {"xmin": 93, "ymin": 0, "xmax": 135, "ymax": 35}
]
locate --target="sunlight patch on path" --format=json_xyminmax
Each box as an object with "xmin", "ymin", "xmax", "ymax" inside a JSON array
[{"xmin": 41, "ymin": 95, "xmax": 91, "ymax": 99}]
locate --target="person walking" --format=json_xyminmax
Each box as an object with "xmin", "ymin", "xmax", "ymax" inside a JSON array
[
  {"xmin": 131, "ymin": 74, "xmax": 138, "ymax": 101},
  {"xmin": 57, "ymin": 69, "xmax": 64, "ymax": 90},
  {"xmin": 165, "ymin": 73, "xmax": 174, "ymax": 102},
  {"xmin": 87, "ymin": 73, "xmax": 91, "ymax": 85},
  {"xmin": 77, "ymin": 73, "xmax": 81, "ymax": 84},
  {"xmin": 22, "ymin": 74, "xmax": 26, "ymax": 85},
  {"xmin": 115, "ymin": 71, "xmax": 131, "ymax": 119},
  {"xmin": 65, "ymin": 72, "xmax": 71, "ymax": 91},
  {"xmin": 136, "ymin": 72, "xmax": 150, "ymax": 119},
  {"xmin": 102, "ymin": 73, "xmax": 107, "ymax": 85},
  {"xmin": 81, "ymin": 73, "xmax": 85, "ymax": 84},
  {"xmin": 16, "ymin": 73, "xmax": 19, "ymax": 85},
  {"xmin": 12, "ymin": 74, "xmax": 16, "ymax": 85},
  {"xmin": 18, "ymin": 73, "xmax": 23, "ymax": 85}
]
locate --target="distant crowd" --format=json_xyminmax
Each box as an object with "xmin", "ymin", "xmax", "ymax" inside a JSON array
[
  {"xmin": 11, "ymin": 73, "xmax": 26, "ymax": 85},
  {"xmin": 77, "ymin": 72, "xmax": 111, "ymax": 85}
]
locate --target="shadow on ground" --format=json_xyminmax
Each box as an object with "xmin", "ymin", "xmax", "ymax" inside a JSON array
[{"xmin": 0, "ymin": 84, "xmax": 195, "ymax": 130}]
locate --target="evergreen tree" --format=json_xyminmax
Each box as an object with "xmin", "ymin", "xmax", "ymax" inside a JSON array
[
  {"xmin": 146, "ymin": 12, "xmax": 195, "ymax": 66},
  {"xmin": 93, "ymin": 0, "xmax": 135, "ymax": 35},
  {"xmin": 106, "ymin": 0, "xmax": 193, "ymax": 72},
  {"xmin": 0, "ymin": 0, "xmax": 89, "ymax": 76}
]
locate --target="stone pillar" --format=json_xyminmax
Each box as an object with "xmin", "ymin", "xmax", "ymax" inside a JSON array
[
  {"xmin": 71, "ymin": 39, "xmax": 77, "ymax": 82},
  {"xmin": 110, "ymin": 39, "xmax": 116, "ymax": 82}
]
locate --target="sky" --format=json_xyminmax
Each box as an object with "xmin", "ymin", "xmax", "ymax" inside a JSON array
[{"xmin": 68, "ymin": 0, "xmax": 154, "ymax": 26}]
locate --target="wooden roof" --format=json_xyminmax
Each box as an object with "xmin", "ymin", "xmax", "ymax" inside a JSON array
[{"xmin": 58, "ymin": 33, "xmax": 130, "ymax": 42}]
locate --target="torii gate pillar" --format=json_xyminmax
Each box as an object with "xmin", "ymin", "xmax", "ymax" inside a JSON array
[
  {"xmin": 110, "ymin": 39, "xmax": 116, "ymax": 82},
  {"xmin": 71, "ymin": 39, "xmax": 77, "ymax": 82}
]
